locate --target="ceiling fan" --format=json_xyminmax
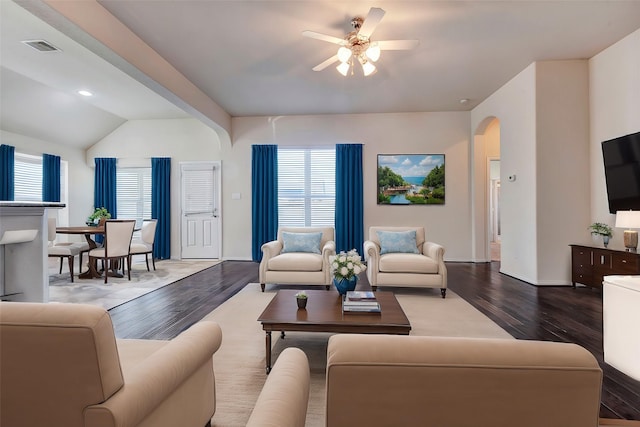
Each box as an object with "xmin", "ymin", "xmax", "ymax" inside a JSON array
[{"xmin": 302, "ymin": 7, "xmax": 419, "ymax": 77}]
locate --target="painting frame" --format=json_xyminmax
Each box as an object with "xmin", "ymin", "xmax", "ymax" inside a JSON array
[{"xmin": 377, "ymin": 154, "xmax": 445, "ymax": 205}]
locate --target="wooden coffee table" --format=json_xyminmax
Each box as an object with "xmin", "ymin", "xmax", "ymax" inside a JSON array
[{"xmin": 257, "ymin": 289, "xmax": 411, "ymax": 373}]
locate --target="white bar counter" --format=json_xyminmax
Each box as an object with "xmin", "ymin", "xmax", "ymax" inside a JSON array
[{"xmin": 0, "ymin": 201, "xmax": 65, "ymax": 302}]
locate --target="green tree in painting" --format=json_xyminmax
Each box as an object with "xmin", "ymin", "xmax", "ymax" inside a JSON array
[
  {"xmin": 431, "ymin": 187, "xmax": 445, "ymax": 200},
  {"xmin": 378, "ymin": 166, "xmax": 406, "ymax": 189},
  {"xmin": 423, "ymin": 164, "xmax": 445, "ymax": 188}
]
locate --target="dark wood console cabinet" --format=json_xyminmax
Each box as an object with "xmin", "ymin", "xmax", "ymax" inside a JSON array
[{"xmin": 570, "ymin": 244, "xmax": 640, "ymax": 289}]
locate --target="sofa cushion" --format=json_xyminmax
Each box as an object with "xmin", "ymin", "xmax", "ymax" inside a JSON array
[
  {"xmin": 281, "ymin": 232, "xmax": 322, "ymax": 254},
  {"xmin": 268, "ymin": 253, "xmax": 324, "ymax": 271},
  {"xmin": 379, "ymin": 253, "xmax": 439, "ymax": 274},
  {"xmin": 377, "ymin": 230, "xmax": 419, "ymax": 255}
]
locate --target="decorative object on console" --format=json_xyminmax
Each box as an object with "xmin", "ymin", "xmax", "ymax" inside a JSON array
[
  {"xmin": 588, "ymin": 222, "xmax": 613, "ymax": 248},
  {"xmin": 377, "ymin": 154, "xmax": 445, "ymax": 205},
  {"xmin": 615, "ymin": 210, "xmax": 640, "ymax": 252},
  {"xmin": 330, "ymin": 249, "xmax": 365, "ymax": 295},
  {"xmin": 295, "ymin": 291, "xmax": 308, "ymax": 309}
]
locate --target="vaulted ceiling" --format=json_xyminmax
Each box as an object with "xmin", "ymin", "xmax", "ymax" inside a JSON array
[{"xmin": 2, "ymin": 0, "xmax": 640, "ymax": 149}]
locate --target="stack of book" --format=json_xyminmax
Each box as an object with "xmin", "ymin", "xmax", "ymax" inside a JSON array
[{"xmin": 342, "ymin": 291, "xmax": 381, "ymax": 313}]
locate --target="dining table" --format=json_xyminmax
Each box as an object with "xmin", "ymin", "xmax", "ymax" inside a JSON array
[{"xmin": 55, "ymin": 225, "xmax": 122, "ymax": 279}]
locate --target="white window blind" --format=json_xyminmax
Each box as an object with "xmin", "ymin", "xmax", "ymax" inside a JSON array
[
  {"xmin": 116, "ymin": 168, "xmax": 151, "ymax": 226},
  {"xmin": 278, "ymin": 148, "xmax": 335, "ymax": 227},
  {"xmin": 183, "ymin": 168, "xmax": 215, "ymax": 214},
  {"xmin": 14, "ymin": 153, "xmax": 42, "ymax": 201}
]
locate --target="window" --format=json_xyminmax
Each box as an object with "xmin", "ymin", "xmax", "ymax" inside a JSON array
[
  {"xmin": 278, "ymin": 148, "xmax": 335, "ymax": 227},
  {"xmin": 13, "ymin": 151, "xmax": 69, "ymax": 226},
  {"xmin": 14, "ymin": 153, "xmax": 43, "ymax": 201},
  {"xmin": 116, "ymin": 168, "xmax": 151, "ymax": 226}
]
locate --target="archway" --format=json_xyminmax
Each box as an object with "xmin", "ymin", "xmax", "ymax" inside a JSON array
[{"xmin": 472, "ymin": 117, "xmax": 501, "ymax": 263}]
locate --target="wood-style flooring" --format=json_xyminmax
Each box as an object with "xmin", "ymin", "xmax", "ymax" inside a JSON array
[{"xmin": 108, "ymin": 260, "xmax": 640, "ymax": 421}]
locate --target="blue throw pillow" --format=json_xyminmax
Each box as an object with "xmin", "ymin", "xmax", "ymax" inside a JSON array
[
  {"xmin": 378, "ymin": 230, "xmax": 420, "ymax": 255},
  {"xmin": 281, "ymin": 232, "xmax": 323, "ymax": 254}
]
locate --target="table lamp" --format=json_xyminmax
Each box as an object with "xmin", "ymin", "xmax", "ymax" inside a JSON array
[{"xmin": 615, "ymin": 210, "xmax": 640, "ymax": 252}]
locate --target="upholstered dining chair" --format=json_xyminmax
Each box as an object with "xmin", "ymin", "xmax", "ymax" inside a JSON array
[
  {"xmin": 129, "ymin": 219, "xmax": 157, "ymax": 271},
  {"xmin": 88, "ymin": 220, "xmax": 136, "ymax": 284},
  {"xmin": 47, "ymin": 218, "xmax": 90, "ymax": 282}
]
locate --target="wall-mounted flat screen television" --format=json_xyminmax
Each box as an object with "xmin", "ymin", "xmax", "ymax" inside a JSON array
[{"xmin": 602, "ymin": 131, "xmax": 640, "ymax": 213}]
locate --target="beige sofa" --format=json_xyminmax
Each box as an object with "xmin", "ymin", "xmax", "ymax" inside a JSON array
[
  {"xmin": 246, "ymin": 347, "xmax": 310, "ymax": 427},
  {"xmin": 259, "ymin": 226, "xmax": 336, "ymax": 291},
  {"xmin": 364, "ymin": 226, "xmax": 447, "ymax": 297},
  {"xmin": 325, "ymin": 334, "xmax": 604, "ymax": 427},
  {"xmin": 244, "ymin": 334, "xmax": 622, "ymax": 426},
  {"xmin": 0, "ymin": 302, "xmax": 221, "ymax": 427}
]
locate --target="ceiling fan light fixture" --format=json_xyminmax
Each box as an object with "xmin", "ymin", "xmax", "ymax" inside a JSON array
[
  {"xmin": 336, "ymin": 61, "xmax": 350, "ymax": 76},
  {"xmin": 366, "ymin": 43, "xmax": 381, "ymax": 62},
  {"xmin": 361, "ymin": 60, "xmax": 376, "ymax": 76},
  {"xmin": 337, "ymin": 46, "xmax": 352, "ymax": 63}
]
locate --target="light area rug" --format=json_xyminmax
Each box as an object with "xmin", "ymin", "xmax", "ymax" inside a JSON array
[
  {"xmin": 201, "ymin": 284, "xmax": 512, "ymax": 427},
  {"xmin": 48, "ymin": 259, "xmax": 220, "ymax": 310}
]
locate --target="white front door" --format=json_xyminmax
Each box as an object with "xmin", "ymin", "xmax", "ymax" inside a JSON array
[{"xmin": 180, "ymin": 162, "xmax": 221, "ymax": 259}]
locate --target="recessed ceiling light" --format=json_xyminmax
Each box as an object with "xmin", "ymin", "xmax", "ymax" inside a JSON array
[
  {"xmin": 78, "ymin": 90, "xmax": 93, "ymax": 97},
  {"xmin": 459, "ymin": 98, "xmax": 469, "ymax": 104}
]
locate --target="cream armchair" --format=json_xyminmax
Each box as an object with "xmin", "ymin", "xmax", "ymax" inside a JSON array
[
  {"xmin": 259, "ymin": 227, "xmax": 336, "ymax": 292},
  {"xmin": 0, "ymin": 301, "xmax": 220, "ymax": 427},
  {"xmin": 364, "ymin": 226, "xmax": 447, "ymax": 297}
]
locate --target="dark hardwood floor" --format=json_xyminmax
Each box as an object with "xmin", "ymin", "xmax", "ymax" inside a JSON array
[{"xmin": 108, "ymin": 260, "xmax": 640, "ymax": 421}]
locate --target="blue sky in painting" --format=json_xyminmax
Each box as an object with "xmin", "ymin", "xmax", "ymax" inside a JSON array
[{"xmin": 378, "ymin": 154, "xmax": 444, "ymax": 179}]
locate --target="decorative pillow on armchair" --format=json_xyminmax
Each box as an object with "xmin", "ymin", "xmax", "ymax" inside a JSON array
[
  {"xmin": 377, "ymin": 230, "xmax": 420, "ymax": 255},
  {"xmin": 281, "ymin": 232, "xmax": 323, "ymax": 254}
]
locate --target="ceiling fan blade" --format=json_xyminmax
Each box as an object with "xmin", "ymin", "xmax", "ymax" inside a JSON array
[
  {"xmin": 302, "ymin": 31, "xmax": 346, "ymax": 46},
  {"xmin": 312, "ymin": 55, "xmax": 339, "ymax": 71},
  {"xmin": 377, "ymin": 40, "xmax": 420, "ymax": 50},
  {"xmin": 357, "ymin": 7, "xmax": 385, "ymax": 39}
]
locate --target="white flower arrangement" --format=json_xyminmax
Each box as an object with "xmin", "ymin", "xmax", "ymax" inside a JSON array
[{"xmin": 329, "ymin": 249, "xmax": 366, "ymax": 280}]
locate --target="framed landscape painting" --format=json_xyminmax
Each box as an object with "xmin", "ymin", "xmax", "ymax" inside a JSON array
[{"xmin": 377, "ymin": 154, "xmax": 445, "ymax": 205}]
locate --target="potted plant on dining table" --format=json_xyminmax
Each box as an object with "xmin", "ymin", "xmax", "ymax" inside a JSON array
[{"xmin": 86, "ymin": 207, "xmax": 111, "ymax": 226}]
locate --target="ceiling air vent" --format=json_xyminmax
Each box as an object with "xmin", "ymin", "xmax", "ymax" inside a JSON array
[{"xmin": 21, "ymin": 39, "xmax": 61, "ymax": 52}]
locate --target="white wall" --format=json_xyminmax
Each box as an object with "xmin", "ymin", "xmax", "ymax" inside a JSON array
[
  {"xmin": 229, "ymin": 112, "xmax": 472, "ymax": 261},
  {"xmin": 471, "ymin": 61, "xmax": 592, "ymax": 286},
  {"xmin": 589, "ymin": 28, "xmax": 640, "ymax": 251},
  {"xmin": 471, "ymin": 64, "xmax": 538, "ymax": 283},
  {"xmin": 87, "ymin": 118, "xmax": 222, "ymax": 259},
  {"xmin": 535, "ymin": 60, "xmax": 590, "ymax": 284}
]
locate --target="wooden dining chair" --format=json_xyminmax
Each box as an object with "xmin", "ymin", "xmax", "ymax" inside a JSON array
[
  {"xmin": 88, "ymin": 220, "xmax": 136, "ymax": 284},
  {"xmin": 129, "ymin": 219, "xmax": 158, "ymax": 271}
]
